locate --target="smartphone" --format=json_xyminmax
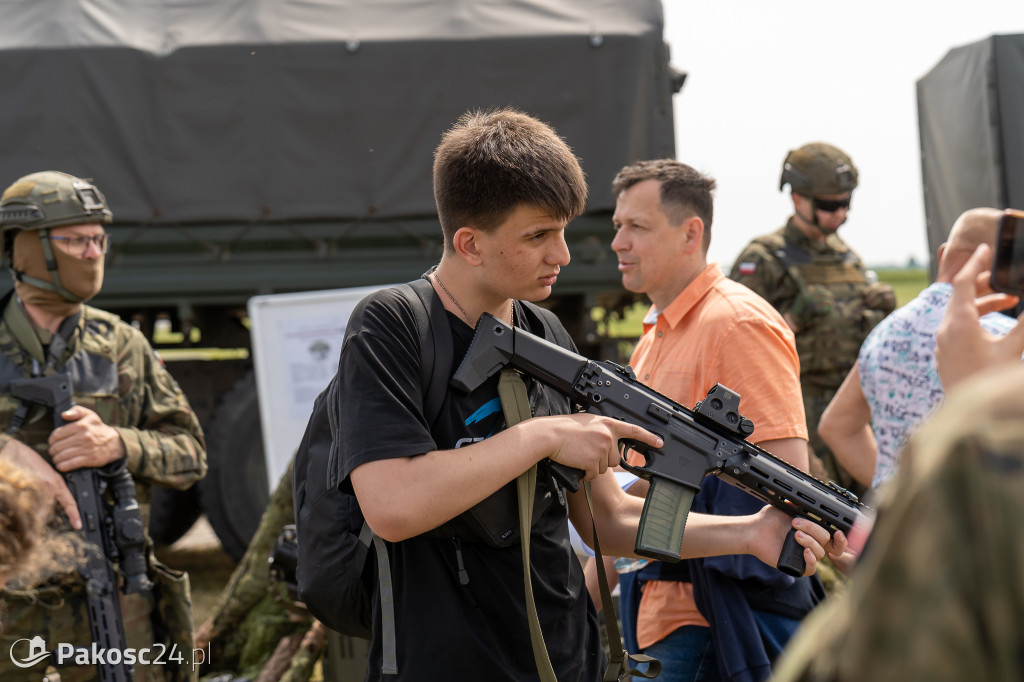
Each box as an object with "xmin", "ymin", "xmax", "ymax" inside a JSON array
[{"xmin": 990, "ymin": 209, "xmax": 1024, "ymax": 296}]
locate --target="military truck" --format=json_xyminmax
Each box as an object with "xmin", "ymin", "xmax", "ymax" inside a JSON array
[
  {"xmin": 0, "ymin": 0, "xmax": 683, "ymax": 559},
  {"xmin": 917, "ymin": 33, "xmax": 1024, "ymax": 277}
]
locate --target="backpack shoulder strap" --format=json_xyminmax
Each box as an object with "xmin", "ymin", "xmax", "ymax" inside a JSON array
[
  {"xmin": 517, "ymin": 301, "xmax": 575, "ymax": 350},
  {"xmin": 395, "ymin": 277, "xmax": 453, "ymax": 427},
  {"xmin": 359, "ymin": 277, "xmax": 451, "ymax": 677}
]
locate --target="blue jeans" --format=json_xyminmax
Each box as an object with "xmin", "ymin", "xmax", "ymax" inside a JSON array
[
  {"xmin": 635, "ymin": 611, "xmax": 799, "ymax": 681},
  {"xmin": 636, "ymin": 625, "xmax": 719, "ymax": 682}
]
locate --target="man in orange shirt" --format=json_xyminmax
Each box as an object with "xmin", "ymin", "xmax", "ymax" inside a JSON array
[{"xmin": 611, "ymin": 159, "xmax": 824, "ymax": 682}]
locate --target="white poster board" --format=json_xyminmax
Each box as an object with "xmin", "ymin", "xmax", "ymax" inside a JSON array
[{"xmin": 247, "ymin": 284, "xmax": 392, "ymax": 490}]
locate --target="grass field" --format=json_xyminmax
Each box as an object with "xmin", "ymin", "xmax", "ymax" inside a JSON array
[{"xmin": 873, "ymin": 266, "xmax": 929, "ymax": 308}]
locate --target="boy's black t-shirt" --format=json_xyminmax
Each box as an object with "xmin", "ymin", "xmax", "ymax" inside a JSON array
[{"xmin": 332, "ymin": 286, "xmax": 605, "ymax": 681}]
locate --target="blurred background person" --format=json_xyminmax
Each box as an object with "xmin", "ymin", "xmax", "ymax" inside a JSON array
[
  {"xmin": 818, "ymin": 207, "xmax": 1015, "ymax": 490},
  {"xmin": 730, "ymin": 143, "xmax": 895, "ymax": 495}
]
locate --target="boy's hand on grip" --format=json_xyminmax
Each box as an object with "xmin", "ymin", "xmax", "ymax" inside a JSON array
[{"xmin": 546, "ymin": 414, "xmax": 662, "ymax": 481}]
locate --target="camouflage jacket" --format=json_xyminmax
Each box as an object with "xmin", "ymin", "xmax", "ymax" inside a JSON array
[
  {"xmin": 0, "ymin": 293, "xmax": 206, "ymax": 680},
  {"xmin": 0, "ymin": 293, "xmax": 207, "ymax": 501},
  {"xmin": 772, "ymin": 362, "xmax": 1024, "ymax": 682},
  {"xmin": 730, "ymin": 219, "xmax": 892, "ymax": 387}
]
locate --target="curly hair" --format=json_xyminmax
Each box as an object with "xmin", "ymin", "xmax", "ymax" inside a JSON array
[{"xmin": 0, "ymin": 460, "xmax": 82, "ymax": 591}]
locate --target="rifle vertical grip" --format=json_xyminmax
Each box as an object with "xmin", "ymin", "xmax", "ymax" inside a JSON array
[
  {"xmin": 777, "ymin": 528, "xmax": 806, "ymax": 577},
  {"xmin": 634, "ymin": 478, "xmax": 697, "ymax": 562}
]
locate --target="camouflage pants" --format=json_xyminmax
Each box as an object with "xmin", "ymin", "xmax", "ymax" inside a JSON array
[
  {"xmin": 0, "ymin": 584, "xmax": 166, "ymax": 682},
  {"xmin": 803, "ymin": 383, "xmax": 867, "ymax": 498}
]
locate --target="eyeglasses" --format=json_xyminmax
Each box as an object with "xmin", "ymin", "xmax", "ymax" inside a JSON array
[
  {"xmin": 814, "ymin": 197, "xmax": 852, "ymax": 213},
  {"xmin": 49, "ymin": 234, "xmax": 111, "ymax": 256}
]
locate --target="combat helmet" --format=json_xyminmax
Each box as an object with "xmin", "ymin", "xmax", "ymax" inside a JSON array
[
  {"xmin": 0, "ymin": 171, "xmax": 111, "ymax": 240},
  {"xmin": 779, "ymin": 143, "xmax": 858, "ymax": 197},
  {"xmin": 0, "ymin": 171, "xmax": 112, "ymax": 302}
]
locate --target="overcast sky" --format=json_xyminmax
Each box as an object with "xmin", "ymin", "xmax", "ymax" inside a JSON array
[{"xmin": 661, "ymin": 1, "xmax": 1024, "ymax": 270}]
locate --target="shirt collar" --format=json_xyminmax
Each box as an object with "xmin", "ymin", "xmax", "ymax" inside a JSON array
[{"xmin": 642, "ymin": 263, "xmax": 723, "ymax": 333}]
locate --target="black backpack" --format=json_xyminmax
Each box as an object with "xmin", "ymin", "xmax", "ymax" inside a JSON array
[
  {"xmin": 292, "ymin": 277, "xmax": 450, "ymax": 641},
  {"xmin": 292, "ymin": 277, "xmax": 573, "ymax": 646}
]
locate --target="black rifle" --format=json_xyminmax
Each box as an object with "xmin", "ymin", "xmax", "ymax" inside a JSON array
[
  {"xmin": 452, "ymin": 314, "xmax": 870, "ymax": 576},
  {"xmin": 9, "ymin": 373, "xmax": 151, "ymax": 682}
]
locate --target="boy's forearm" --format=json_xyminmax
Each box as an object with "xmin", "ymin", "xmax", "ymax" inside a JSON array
[{"xmin": 354, "ymin": 420, "xmax": 556, "ymax": 541}]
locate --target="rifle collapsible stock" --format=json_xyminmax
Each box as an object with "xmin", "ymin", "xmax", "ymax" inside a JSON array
[{"xmin": 451, "ymin": 314, "xmax": 870, "ymax": 577}]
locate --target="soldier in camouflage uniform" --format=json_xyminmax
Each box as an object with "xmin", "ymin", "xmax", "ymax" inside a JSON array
[
  {"xmin": 730, "ymin": 143, "xmax": 895, "ymax": 493},
  {"xmin": 0, "ymin": 171, "xmax": 207, "ymax": 682}
]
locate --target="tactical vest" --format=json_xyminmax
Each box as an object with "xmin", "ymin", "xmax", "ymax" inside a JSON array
[
  {"xmin": 0, "ymin": 302, "xmax": 141, "ymax": 496},
  {"xmin": 754, "ymin": 231, "xmax": 877, "ymax": 387}
]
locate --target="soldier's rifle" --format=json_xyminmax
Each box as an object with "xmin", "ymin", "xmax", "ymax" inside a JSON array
[{"xmin": 9, "ymin": 373, "xmax": 150, "ymax": 682}]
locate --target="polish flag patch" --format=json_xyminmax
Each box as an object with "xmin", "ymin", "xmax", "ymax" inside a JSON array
[{"xmin": 737, "ymin": 261, "xmax": 757, "ymax": 276}]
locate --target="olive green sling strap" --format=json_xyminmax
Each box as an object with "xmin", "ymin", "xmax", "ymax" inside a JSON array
[{"xmin": 498, "ymin": 369, "xmax": 660, "ymax": 682}]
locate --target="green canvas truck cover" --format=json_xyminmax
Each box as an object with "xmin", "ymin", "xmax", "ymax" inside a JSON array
[
  {"xmin": 917, "ymin": 33, "xmax": 1024, "ymax": 276},
  {"xmin": 0, "ymin": 0, "xmax": 676, "ymax": 225}
]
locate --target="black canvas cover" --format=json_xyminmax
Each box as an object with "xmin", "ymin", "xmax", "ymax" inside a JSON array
[
  {"xmin": 917, "ymin": 33, "xmax": 1024, "ymax": 277},
  {"xmin": 0, "ymin": 0, "xmax": 676, "ymax": 224}
]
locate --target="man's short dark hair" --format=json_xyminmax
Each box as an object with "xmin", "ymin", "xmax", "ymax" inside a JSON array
[
  {"xmin": 433, "ymin": 109, "xmax": 588, "ymax": 248},
  {"xmin": 612, "ymin": 159, "xmax": 716, "ymax": 252}
]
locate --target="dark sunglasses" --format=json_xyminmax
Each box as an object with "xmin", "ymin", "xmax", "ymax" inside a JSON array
[{"xmin": 814, "ymin": 197, "xmax": 851, "ymax": 213}]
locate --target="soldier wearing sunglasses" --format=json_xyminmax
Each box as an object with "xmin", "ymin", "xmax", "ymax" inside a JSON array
[{"xmin": 730, "ymin": 143, "xmax": 895, "ymax": 496}]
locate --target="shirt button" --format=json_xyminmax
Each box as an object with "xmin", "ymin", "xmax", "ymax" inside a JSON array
[
  {"xmin": 644, "ymin": 374, "xmax": 649, "ymax": 381},
  {"xmin": 657, "ymin": 331, "xmax": 663, "ymax": 338}
]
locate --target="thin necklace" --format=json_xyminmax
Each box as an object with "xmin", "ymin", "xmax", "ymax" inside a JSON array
[
  {"xmin": 432, "ymin": 272, "xmax": 473, "ymax": 325},
  {"xmin": 432, "ymin": 272, "xmax": 515, "ymax": 326}
]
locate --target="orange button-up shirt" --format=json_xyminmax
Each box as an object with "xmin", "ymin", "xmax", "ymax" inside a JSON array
[{"xmin": 628, "ymin": 263, "xmax": 807, "ymax": 648}]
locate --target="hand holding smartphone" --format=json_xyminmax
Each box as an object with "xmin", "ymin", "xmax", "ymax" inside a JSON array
[
  {"xmin": 990, "ymin": 209, "xmax": 1024, "ymax": 296},
  {"xmin": 938, "ymin": 226, "xmax": 1024, "ymax": 390}
]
